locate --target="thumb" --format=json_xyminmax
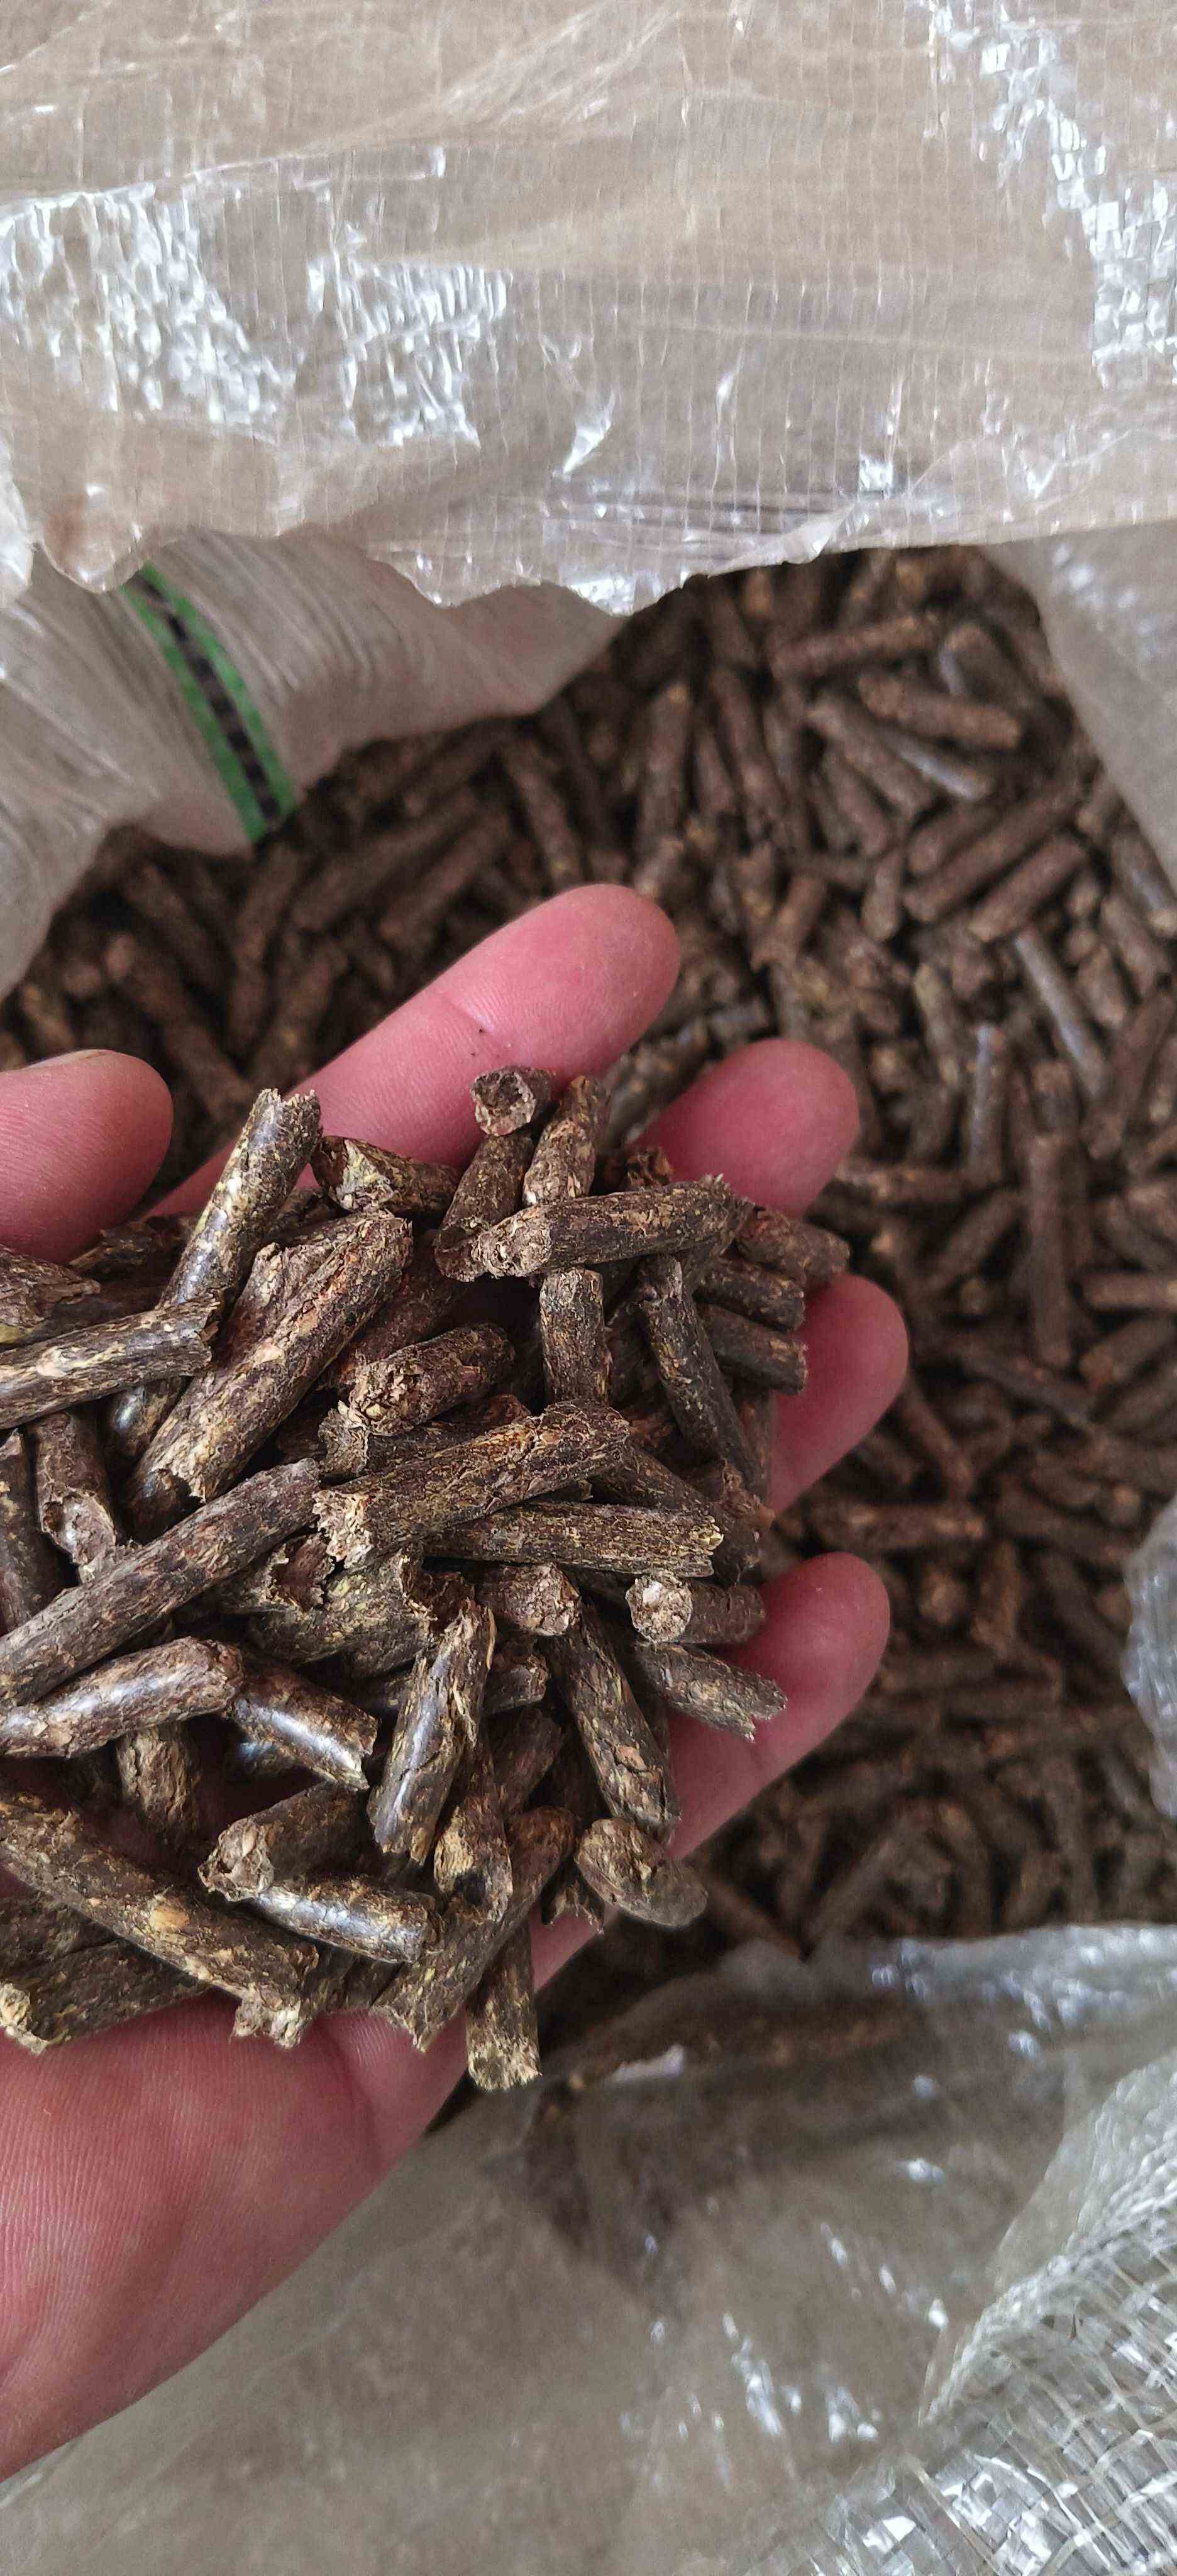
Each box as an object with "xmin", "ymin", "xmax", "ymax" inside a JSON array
[{"xmin": 0, "ymin": 1052, "xmax": 172, "ymax": 1258}]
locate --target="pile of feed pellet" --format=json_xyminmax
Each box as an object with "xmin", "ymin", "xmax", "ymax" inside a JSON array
[
  {"xmin": 4, "ymin": 544, "xmax": 1177, "ymax": 2046},
  {"xmin": 0, "ymin": 1072, "xmax": 831, "ymax": 2079}
]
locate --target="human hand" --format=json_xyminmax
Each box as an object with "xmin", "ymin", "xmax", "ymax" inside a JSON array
[{"xmin": 0, "ymin": 886, "xmax": 905, "ymax": 2471}]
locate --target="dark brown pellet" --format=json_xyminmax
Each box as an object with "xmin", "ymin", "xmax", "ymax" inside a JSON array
[
  {"xmin": 539, "ymin": 1268, "xmax": 609, "ymax": 1405},
  {"xmin": 228, "ymin": 1656, "xmax": 376, "ymax": 1787},
  {"xmin": 575, "ymin": 1820, "xmax": 706, "ymax": 1929},
  {"xmin": 316, "ymin": 1402, "xmax": 629, "ymax": 1564},
  {"xmin": 368, "ymin": 1603, "xmax": 494, "ymax": 1867},
  {"xmin": 699, "ymin": 1304, "xmax": 807, "ymax": 1392},
  {"xmin": 0, "ymin": 1638, "xmax": 241, "ymax": 1759},
  {"xmin": 0, "ymin": 1299, "xmax": 215, "ymax": 1434},
  {"xmin": 433, "ymin": 1737, "xmax": 512, "ymax": 1920},
  {"xmin": 473, "ymin": 1562, "xmax": 579, "ymax": 1636},
  {"xmin": 0, "ymin": 1461, "xmax": 318, "ymax": 1704},
  {"xmin": 0, "ymin": 1778, "xmax": 317, "ymax": 2042},
  {"xmin": 465, "ymin": 1924, "xmax": 541, "ymax": 2090},
  {"xmin": 294, "ymin": 789, "xmax": 482, "ymax": 933},
  {"xmin": 0, "ymin": 1249, "xmax": 97, "ymax": 1345},
  {"xmin": 32, "ymin": 1409, "xmax": 119, "ymax": 1577},
  {"xmin": 438, "ymin": 1499, "xmax": 721, "ymax": 1581},
  {"xmin": 547, "ymin": 1597, "xmax": 677, "ymax": 1838},
  {"xmin": 0, "ymin": 1941, "xmax": 193, "ymax": 2054},
  {"xmin": 434, "ymin": 1131, "xmax": 533, "ymax": 1280},
  {"xmin": 627, "ymin": 1638, "xmax": 783, "ymax": 1738},
  {"xmin": 128, "ymin": 1214, "xmax": 407, "ymax": 1529},
  {"xmin": 637, "ymin": 1255, "xmax": 761, "ymax": 1489},
  {"xmin": 204, "ymin": 1781, "xmax": 365, "ymax": 1899},
  {"xmin": 312, "ymin": 1135, "xmax": 459, "ymax": 1217},
  {"xmin": 470, "ymin": 1183, "xmax": 744, "ymax": 1282},
  {"xmin": 107, "ymin": 1089, "xmax": 323, "ymax": 1465},
  {"xmin": 373, "ymin": 1805, "xmax": 573, "ymax": 2048},
  {"xmin": 0, "ymin": 1431, "xmax": 63, "ymax": 1631}
]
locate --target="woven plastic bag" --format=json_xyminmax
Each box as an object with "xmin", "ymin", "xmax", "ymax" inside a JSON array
[
  {"xmin": 3, "ymin": 0, "xmax": 1177, "ymax": 986},
  {"xmin": 4, "ymin": 1928, "xmax": 1177, "ymax": 2573}
]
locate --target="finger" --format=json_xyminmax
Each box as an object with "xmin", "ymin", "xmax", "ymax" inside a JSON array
[
  {"xmin": 647, "ymin": 1039, "xmax": 859, "ymax": 1210},
  {"xmin": 0, "ymin": 1054, "xmax": 172, "ymax": 1258},
  {"xmin": 771, "ymin": 1275, "xmax": 909, "ymax": 1508},
  {"xmin": 312, "ymin": 887, "xmax": 678, "ymax": 1157},
  {"xmin": 170, "ymin": 889, "xmax": 679, "ymax": 1209}
]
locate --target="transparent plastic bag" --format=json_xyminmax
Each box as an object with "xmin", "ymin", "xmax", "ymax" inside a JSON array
[
  {"xmin": 1126, "ymin": 1499, "xmax": 1177, "ymax": 1822},
  {"xmin": 4, "ymin": 0, "xmax": 1177, "ymax": 985},
  {"xmin": 0, "ymin": 541, "xmax": 611, "ymax": 994},
  {"xmin": 4, "ymin": 1929, "xmax": 1177, "ymax": 2573}
]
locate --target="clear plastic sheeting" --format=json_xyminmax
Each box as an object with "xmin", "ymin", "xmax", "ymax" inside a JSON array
[
  {"xmin": 3, "ymin": 0, "xmax": 1177, "ymax": 986},
  {"xmin": 1, "ymin": 0, "xmax": 1176, "ymax": 609},
  {"xmin": 1127, "ymin": 1497, "xmax": 1177, "ymax": 1821},
  {"xmin": 0, "ymin": 538, "xmax": 610, "ymax": 992},
  {"xmin": 1012, "ymin": 530, "xmax": 1177, "ymax": 913},
  {"xmin": 4, "ymin": 1930, "xmax": 1177, "ymax": 2574}
]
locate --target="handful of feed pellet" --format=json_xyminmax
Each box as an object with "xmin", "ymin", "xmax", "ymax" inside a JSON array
[{"xmin": 0, "ymin": 1074, "xmax": 846, "ymax": 2087}]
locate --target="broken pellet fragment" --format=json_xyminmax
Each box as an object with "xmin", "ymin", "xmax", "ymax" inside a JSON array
[
  {"xmin": 234, "ymin": 1545, "xmax": 440, "ymax": 1674},
  {"xmin": 0, "ymin": 1248, "xmax": 97, "ymax": 1345},
  {"xmin": 336, "ymin": 1324, "xmax": 514, "ymax": 1439},
  {"xmin": 203, "ymin": 1781, "xmax": 365, "ymax": 1900},
  {"xmin": 311, "ymin": 1135, "xmax": 459, "ymax": 1217},
  {"xmin": 626, "ymin": 1638, "xmax": 784, "ymax": 1739},
  {"xmin": 32, "ymin": 1408, "xmax": 119, "ymax": 1577},
  {"xmin": 575, "ymin": 1820, "xmax": 707, "ymax": 1929},
  {"xmin": 466, "ymin": 1924, "xmax": 540, "ymax": 2090},
  {"xmin": 470, "ymin": 1067, "xmax": 555, "ymax": 1136},
  {"xmin": 433, "ymin": 1736, "xmax": 513, "ymax": 1919},
  {"xmin": 0, "ymin": 1942, "xmax": 194, "ymax": 2054}
]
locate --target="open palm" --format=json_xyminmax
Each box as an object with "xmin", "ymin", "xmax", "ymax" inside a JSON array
[{"xmin": 0, "ymin": 886, "xmax": 905, "ymax": 2472}]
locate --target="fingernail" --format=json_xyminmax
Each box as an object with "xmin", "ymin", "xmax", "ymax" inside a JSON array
[{"xmin": 16, "ymin": 1049, "xmax": 113, "ymax": 1075}]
